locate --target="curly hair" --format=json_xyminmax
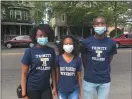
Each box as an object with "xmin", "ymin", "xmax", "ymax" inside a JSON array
[
  {"xmin": 58, "ymin": 35, "xmax": 80, "ymax": 56},
  {"xmin": 29, "ymin": 24, "xmax": 54, "ymax": 43}
]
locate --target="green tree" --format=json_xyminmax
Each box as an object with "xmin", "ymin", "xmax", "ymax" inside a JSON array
[
  {"xmin": 32, "ymin": 1, "xmax": 132, "ymax": 35},
  {"xmin": 32, "ymin": 1, "xmax": 47, "ymax": 24},
  {"xmin": 50, "ymin": 1, "xmax": 131, "ymax": 36}
]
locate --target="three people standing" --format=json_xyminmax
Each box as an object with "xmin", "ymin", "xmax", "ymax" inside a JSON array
[{"xmin": 20, "ymin": 16, "xmax": 117, "ymax": 99}]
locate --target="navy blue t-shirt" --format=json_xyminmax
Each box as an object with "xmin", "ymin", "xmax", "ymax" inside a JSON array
[
  {"xmin": 21, "ymin": 46, "xmax": 55, "ymax": 90},
  {"xmin": 82, "ymin": 36, "xmax": 117, "ymax": 83},
  {"xmin": 56, "ymin": 55, "xmax": 82, "ymax": 93}
]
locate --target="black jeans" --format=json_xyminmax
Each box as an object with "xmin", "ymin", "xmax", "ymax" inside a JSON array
[{"xmin": 27, "ymin": 88, "xmax": 53, "ymax": 99}]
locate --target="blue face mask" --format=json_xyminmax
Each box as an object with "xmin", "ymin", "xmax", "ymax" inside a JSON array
[
  {"xmin": 94, "ymin": 27, "xmax": 107, "ymax": 35},
  {"xmin": 37, "ymin": 37, "xmax": 48, "ymax": 45}
]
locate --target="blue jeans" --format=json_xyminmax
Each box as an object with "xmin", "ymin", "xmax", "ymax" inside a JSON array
[
  {"xmin": 58, "ymin": 88, "xmax": 79, "ymax": 99},
  {"xmin": 83, "ymin": 80, "xmax": 110, "ymax": 99}
]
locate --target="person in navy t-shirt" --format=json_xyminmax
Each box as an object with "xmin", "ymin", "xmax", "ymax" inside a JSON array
[
  {"xmin": 56, "ymin": 35, "xmax": 82, "ymax": 99},
  {"xmin": 21, "ymin": 24, "xmax": 57, "ymax": 99},
  {"xmin": 81, "ymin": 17, "xmax": 117, "ymax": 99}
]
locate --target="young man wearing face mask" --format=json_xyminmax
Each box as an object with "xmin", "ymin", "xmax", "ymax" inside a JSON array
[
  {"xmin": 55, "ymin": 35, "xmax": 82, "ymax": 99},
  {"xmin": 81, "ymin": 17, "xmax": 117, "ymax": 99}
]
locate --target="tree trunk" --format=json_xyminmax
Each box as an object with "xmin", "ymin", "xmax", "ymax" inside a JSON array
[
  {"xmin": 114, "ymin": 1, "xmax": 118, "ymax": 36},
  {"xmin": 66, "ymin": 13, "xmax": 70, "ymax": 35},
  {"xmin": 67, "ymin": 26, "xmax": 70, "ymax": 35}
]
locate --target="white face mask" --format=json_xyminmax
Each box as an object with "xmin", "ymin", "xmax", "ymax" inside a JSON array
[{"xmin": 63, "ymin": 44, "xmax": 74, "ymax": 53}]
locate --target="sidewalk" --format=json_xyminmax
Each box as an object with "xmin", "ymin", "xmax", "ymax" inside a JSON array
[{"xmin": 1, "ymin": 44, "xmax": 6, "ymax": 49}]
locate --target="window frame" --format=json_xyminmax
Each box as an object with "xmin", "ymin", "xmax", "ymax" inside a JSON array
[
  {"xmin": 128, "ymin": 34, "xmax": 132, "ymax": 38},
  {"xmin": 23, "ymin": 36, "xmax": 30, "ymax": 40},
  {"xmin": 125, "ymin": 34, "xmax": 128, "ymax": 38},
  {"xmin": 23, "ymin": 11, "xmax": 28, "ymax": 20},
  {"xmin": 10, "ymin": 26, "xmax": 16, "ymax": 35},
  {"xmin": 15, "ymin": 36, "xmax": 24, "ymax": 40},
  {"xmin": 61, "ymin": 14, "xmax": 66, "ymax": 22},
  {"xmin": 15, "ymin": 10, "xmax": 22, "ymax": 20},
  {"xmin": 22, "ymin": 27, "xmax": 27, "ymax": 35},
  {"xmin": 10, "ymin": 10, "xmax": 14, "ymax": 19}
]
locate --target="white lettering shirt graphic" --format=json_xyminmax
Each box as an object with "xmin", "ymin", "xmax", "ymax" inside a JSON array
[
  {"xmin": 60, "ymin": 67, "xmax": 76, "ymax": 76},
  {"xmin": 35, "ymin": 54, "xmax": 51, "ymax": 70},
  {"xmin": 92, "ymin": 46, "xmax": 107, "ymax": 61}
]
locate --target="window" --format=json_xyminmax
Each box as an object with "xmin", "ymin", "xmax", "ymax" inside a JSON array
[
  {"xmin": 125, "ymin": 35, "xmax": 128, "ymax": 38},
  {"xmin": 61, "ymin": 14, "xmax": 66, "ymax": 22},
  {"xmin": 22, "ymin": 27, "xmax": 26, "ymax": 35},
  {"xmin": 62, "ymin": 15, "xmax": 65, "ymax": 21},
  {"xmin": 10, "ymin": 26, "xmax": 16, "ymax": 35},
  {"xmin": 23, "ymin": 36, "xmax": 30, "ymax": 40},
  {"xmin": 10, "ymin": 10, "xmax": 14, "ymax": 19},
  {"xmin": 23, "ymin": 11, "xmax": 28, "ymax": 20},
  {"xmin": 15, "ymin": 10, "xmax": 22, "ymax": 20},
  {"xmin": 15, "ymin": 36, "xmax": 24, "ymax": 40},
  {"xmin": 128, "ymin": 34, "xmax": 132, "ymax": 38}
]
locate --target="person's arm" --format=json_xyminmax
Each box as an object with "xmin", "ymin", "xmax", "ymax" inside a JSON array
[
  {"xmin": 53, "ymin": 56, "xmax": 60, "ymax": 97},
  {"xmin": 77, "ymin": 71, "xmax": 82, "ymax": 99},
  {"xmin": 109, "ymin": 42, "xmax": 117, "ymax": 63},
  {"xmin": 76, "ymin": 57, "xmax": 83, "ymax": 99},
  {"xmin": 81, "ymin": 54, "xmax": 86, "ymax": 68},
  {"xmin": 52, "ymin": 68, "xmax": 57, "ymax": 96},
  {"xmin": 109, "ymin": 55, "xmax": 114, "ymax": 63},
  {"xmin": 80, "ymin": 43, "xmax": 86, "ymax": 68},
  {"xmin": 21, "ymin": 48, "xmax": 31, "ymax": 98},
  {"xmin": 21, "ymin": 64, "xmax": 29, "ymax": 97},
  {"xmin": 56, "ymin": 66, "xmax": 59, "ymax": 85},
  {"xmin": 51, "ymin": 49, "xmax": 57, "ymax": 97}
]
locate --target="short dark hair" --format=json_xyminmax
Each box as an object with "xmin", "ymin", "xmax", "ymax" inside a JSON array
[
  {"xmin": 58, "ymin": 35, "xmax": 80, "ymax": 56},
  {"xmin": 93, "ymin": 16, "xmax": 107, "ymax": 24},
  {"xmin": 29, "ymin": 24, "xmax": 54, "ymax": 43}
]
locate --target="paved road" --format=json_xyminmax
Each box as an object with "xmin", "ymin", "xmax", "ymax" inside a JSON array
[{"xmin": 1, "ymin": 48, "xmax": 132, "ymax": 99}]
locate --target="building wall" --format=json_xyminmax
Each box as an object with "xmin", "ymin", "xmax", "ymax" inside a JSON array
[
  {"xmin": 50, "ymin": 13, "xmax": 93, "ymax": 39},
  {"xmin": 50, "ymin": 13, "xmax": 67, "ymax": 27},
  {"xmin": 1, "ymin": 1, "xmax": 34, "ymax": 23},
  {"xmin": 1, "ymin": 1, "xmax": 35, "ymax": 41}
]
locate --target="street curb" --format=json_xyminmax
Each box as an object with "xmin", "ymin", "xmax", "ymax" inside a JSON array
[{"xmin": 2, "ymin": 53, "xmax": 24, "ymax": 55}]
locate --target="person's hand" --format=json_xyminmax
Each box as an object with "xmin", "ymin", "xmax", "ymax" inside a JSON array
[
  {"xmin": 23, "ymin": 96, "xmax": 28, "ymax": 99},
  {"xmin": 52, "ymin": 88, "xmax": 58, "ymax": 98}
]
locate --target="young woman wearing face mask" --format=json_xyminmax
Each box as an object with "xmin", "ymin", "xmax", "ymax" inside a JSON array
[
  {"xmin": 55, "ymin": 35, "xmax": 82, "ymax": 99},
  {"xmin": 21, "ymin": 24, "xmax": 57, "ymax": 99}
]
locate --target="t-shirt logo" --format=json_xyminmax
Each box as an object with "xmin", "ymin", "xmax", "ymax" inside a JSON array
[
  {"xmin": 35, "ymin": 54, "xmax": 51, "ymax": 70},
  {"xmin": 40, "ymin": 58, "xmax": 49, "ymax": 66},
  {"xmin": 92, "ymin": 46, "xmax": 107, "ymax": 61},
  {"xmin": 60, "ymin": 67, "xmax": 76, "ymax": 76},
  {"xmin": 96, "ymin": 50, "xmax": 102, "ymax": 57}
]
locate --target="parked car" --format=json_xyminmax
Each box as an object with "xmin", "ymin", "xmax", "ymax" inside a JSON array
[
  {"xmin": 4, "ymin": 35, "xmax": 34, "ymax": 48},
  {"xmin": 54, "ymin": 39, "xmax": 62, "ymax": 46},
  {"xmin": 112, "ymin": 34, "xmax": 132, "ymax": 48}
]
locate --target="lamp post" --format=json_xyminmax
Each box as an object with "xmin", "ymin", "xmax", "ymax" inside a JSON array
[{"xmin": 45, "ymin": 4, "xmax": 52, "ymax": 24}]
